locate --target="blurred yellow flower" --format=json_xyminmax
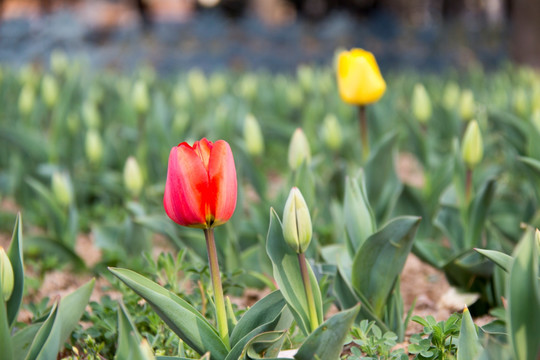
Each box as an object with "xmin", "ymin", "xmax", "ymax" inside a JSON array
[{"xmin": 337, "ymin": 49, "xmax": 386, "ymax": 105}]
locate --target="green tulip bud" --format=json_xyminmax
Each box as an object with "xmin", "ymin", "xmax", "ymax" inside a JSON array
[
  {"xmin": 50, "ymin": 50, "xmax": 68, "ymax": 76},
  {"xmin": 442, "ymin": 82, "xmax": 460, "ymax": 110},
  {"xmin": 42, "ymin": 74, "xmax": 59, "ymax": 108},
  {"xmin": 132, "ymin": 79, "xmax": 150, "ymax": 114},
  {"xmin": 83, "ymin": 100, "xmax": 101, "ymax": 129},
  {"xmin": 210, "ymin": 73, "xmax": 227, "ymax": 97},
  {"xmin": 287, "ymin": 84, "xmax": 303, "ymax": 108},
  {"xmin": 513, "ymin": 88, "xmax": 528, "ymax": 117},
  {"xmin": 288, "ymin": 128, "xmax": 311, "ymax": 171},
  {"xmin": 282, "ymin": 187, "xmax": 312, "ymax": 254},
  {"xmin": 321, "ymin": 113, "xmax": 342, "ymax": 151},
  {"xmin": 297, "ymin": 65, "xmax": 313, "ymax": 91},
  {"xmin": 19, "ymin": 65, "xmax": 39, "ymax": 88},
  {"xmin": 243, "ymin": 113, "xmax": 264, "ymax": 157},
  {"xmin": 532, "ymin": 109, "xmax": 540, "ymax": 134},
  {"xmin": 139, "ymin": 339, "xmax": 156, "ymax": 360},
  {"xmin": 532, "ymin": 85, "xmax": 540, "ymax": 112},
  {"xmin": 187, "ymin": 69, "xmax": 207, "ymax": 102},
  {"xmin": 238, "ymin": 74, "xmax": 258, "ymax": 100},
  {"xmin": 123, "ymin": 156, "xmax": 144, "ymax": 198},
  {"xmin": 172, "ymin": 85, "xmax": 190, "ymax": 109},
  {"xmin": 0, "ymin": 246, "xmax": 14, "ymax": 302},
  {"xmin": 172, "ymin": 113, "xmax": 190, "ymax": 135},
  {"xmin": 85, "ymin": 129, "xmax": 104, "ymax": 165},
  {"xmin": 67, "ymin": 112, "xmax": 80, "ymax": 134},
  {"xmin": 52, "ymin": 171, "xmax": 73, "ymax": 208},
  {"xmin": 18, "ymin": 84, "xmax": 35, "ymax": 116},
  {"xmin": 462, "ymin": 120, "xmax": 483, "ymax": 169},
  {"xmin": 412, "ymin": 83, "xmax": 432, "ymax": 123},
  {"xmin": 460, "ymin": 89, "xmax": 475, "ymax": 121}
]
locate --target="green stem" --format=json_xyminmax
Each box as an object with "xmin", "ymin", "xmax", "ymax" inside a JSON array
[
  {"xmin": 359, "ymin": 105, "xmax": 369, "ymax": 162},
  {"xmin": 465, "ymin": 168, "xmax": 473, "ymax": 205},
  {"xmin": 204, "ymin": 228, "xmax": 230, "ymax": 349},
  {"xmin": 298, "ymin": 252, "xmax": 319, "ymax": 332}
]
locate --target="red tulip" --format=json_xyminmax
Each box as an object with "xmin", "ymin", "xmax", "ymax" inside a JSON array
[{"xmin": 164, "ymin": 138, "xmax": 237, "ymax": 229}]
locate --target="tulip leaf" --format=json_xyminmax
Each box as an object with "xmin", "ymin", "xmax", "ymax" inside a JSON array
[
  {"xmin": 294, "ymin": 304, "xmax": 360, "ymax": 360},
  {"xmin": 351, "ymin": 216, "xmax": 421, "ymax": 318},
  {"xmin": 365, "ymin": 132, "xmax": 402, "ymax": 223},
  {"xmin": 109, "ymin": 267, "xmax": 228, "ymax": 360},
  {"xmin": 465, "ymin": 179, "xmax": 496, "ymax": 249},
  {"xmin": 343, "ymin": 173, "xmax": 376, "ymax": 254},
  {"xmin": 28, "ymin": 279, "xmax": 95, "ymax": 360},
  {"xmin": 116, "ymin": 301, "xmax": 149, "ymax": 360},
  {"xmin": 508, "ymin": 230, "xmax": 540, "ymax": 360},
  {"xmin": 240, "ymin": 331, "xmax": 288, "ymax": 360},
  {"xmin": 12, "ymin": 323, "xmax": 42, "ymax": 359},
  {"xmin": 266, "ymin": 208, "xmax": 323, "ymax": 336},
  {"xmin": 6, "ymin": 213, "xmax": 24, "ymax": 327},
  {"xmin": 457, "ymin": 307, "xmax": 483, "ymax": 360},
  {"xmin": 474, "ymin": 248, "xmax": 512, "ymax": 273}
]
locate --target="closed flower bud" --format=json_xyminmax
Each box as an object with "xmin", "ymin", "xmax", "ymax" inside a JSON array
[
  {"xmin": 238, "ymin": 74, "xmax": 258, "ymax": 100},
  {"xmin": 0, "ymin": 246, "xmax": 14, "ymax": 302},
  {"xmin": 460, "ymin": 89, "xmax": 475, "ymax": 121},
  {"xmin": 83, "ymin": 100, "xmax": 100, "ymax": 129},
  {"xmin": 173, "ymin": 113, "xmax": 190, "ymax": 135},
  {"xmin": 52, "ymin": 171, "xmax": 73, "ymax": 208},
  {"xmin": 210, "ymin": 73, "xmax": 227, "ymax": 97},
  {"xmin": 85, "ymin": 130, "xmax": 104, "ymax": 165},
  {"xmin": 462, "ymin": 120, "xmax": 483, "ymax": 169},
  {"xmin": 412, "ymin": 83, "xmax": 432, "ymax": 123},
  {"xmin": 321, "ymin": 113, "xmax": 342, "ymax": 151},
  {"xmin": 513, "ymin": 88, "xmax": 528, "ymax": 117},
  {"xmin": 532, "ymin": 109, "xmax": 540, "ymax": 134},
  {"xmin": 187, "ymin": 69, "xmax": 207, "ymax": 102},
  {"xmin": 243, "ymin": 114, "xmax": 264, "ymax": 157},
  {"xmin": 18, "ymin": 84, "xmax": 35, "ymax": 116},
  {"xmin": 139, "ymin": 339, "xmax": 156, "ymax": 360},
  {"xmin": 297, "ymin": 65, "xmax": 314, "ymax": 91},
  {"xmin": 288, "ymin": 128, "xmax": 311, "ymax": 171},
  {"xmin": 172, "ymin": 85, "xmax": 190, "ymax": 109},
  {"xmin": 337, "ymin": 48, "xmax": 386, "ymax": 105},
  {"xmin": 50, "ymin": 49, "xmax": 68, "ymax": 76},
  {"xmin": 124, "ymin": 156, "xmax": 144, "ymax": 198},
  {"xmin": 287, "ymin": 84, "xmax": 304, "ymax": 108},
  {"xmin": 67, "ymin": 112, "xmax": 80, "ymax": 134},
  {"xmin": 282, "ymin": 187, "xmax": 312, "ymax": 254},
  {"xmin": 41, "ymin": 74, "xmax": 59, "ymax": 108},
  {"xmin": 442, "ymin": 82, "xmax": 460, "ymax": 110},
  {"xmin": 132, "ymin": 79, "xmax": 150, "ymax": 114}
]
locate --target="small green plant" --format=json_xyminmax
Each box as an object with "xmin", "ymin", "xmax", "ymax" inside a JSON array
[
  {"xmin": 347, "ymin": 319, "xmax": 407, "ymax": 360},
  {"xmin": 408, "ymin": 314, "xmax": 460, "ymax": 360}
]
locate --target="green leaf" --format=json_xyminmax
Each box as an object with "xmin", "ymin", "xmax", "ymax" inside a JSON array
[
  {"xmin": 343, "ymin": 173, "xmax": 376, "ymax": 253},
  {"xmin": 457, "ymin": 307, "xmax": 483, "ymax": 360},
  {"xmin": 294, "ymin": 304, "xmax": 360, "ymax": 360},
  {"xmin": 30, "ymin": 279, "xmax": 94, "ymax": 360},
  {"xmin": 474, "ymin": 249, "xmax": 512, "ymax": 273},
  {"xmin": 12, "ymin": 323, "xmax": 42, "ymax": 359},
  {"xmin": 351, "ymin": 216, "xmax": 421, "ymax": 318},
  {"xmin": 508, "ymin": 231, "xmax": 540, "ymax": 360},
  {"xmin": 465, "ymin": 179, "xmax": 496, "ymax": 249},
  {"xmin": 116, "ymin": 301, "xmax": 148, "ymax": 360},
  {"xmin": 518, "ymin": 156, "xmax": 540, "ymax": 174},
  {"xmin": 364, "ymin": 132, "xmax": 402, "ymax": 223},
  {"xmin": 240, "ymin": 331, "xmax": 288, "ymax": 360},
  {"xmin": 24, "ymin": 303, "xmax": 58, "ymax": 360},
  {"xmin": 6, "ymin": 213, "xmax": 24, "ymax": 327},
  {"xmin": 0, "ymin": 276, "xmax": 14, "ymax": 360},
  {"xmin": 109, "ymin": 267, "xmax": 228, "ymax": 360},
  {"xmin": 266, "ymin": 209, "xmax": 323, "ymax": 336}
]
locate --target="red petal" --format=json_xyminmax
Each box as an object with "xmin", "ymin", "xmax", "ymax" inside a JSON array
[
  {"xmin": 163, "ymin": 145, "xmax": 209, "ymax": 227},
  {"xmin": 208, "ymin": 140, "xmax": 237, "ymax": 226}
]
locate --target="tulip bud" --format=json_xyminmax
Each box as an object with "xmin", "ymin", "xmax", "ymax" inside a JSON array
[
  {"xmin": 412, "ymin": 83, "xmax": 432, "ymax": 124},
  {"xmin": 83, "ymin": 100, "xmax": 100, "ymax": 129},
  {"xmin": 297, "ymin": 65, "xmax": 313, "ymax": 91},
  {"xmin": 532, "ymin": 109, "xmax": 540, "ymax": 134},
  {"xmin": 243, "ymin": 114, "xmax": 264, "ymax": 157},
  {"xmin": 287, "ymin": 84, "xmax": 304, "ymax": 108},
  {"xmin": 172, "ymin": 113, "xmax": 190, "ymax": 135},
  {"xmin": 238, "ymin": 74, "xmax": 258, "ymax": 100},
  {"xmin": 124, "ymin": 156, "xmax": 144, "ymax": 198},
  {"xmin": 460, "ymin": 89, "xmax": 475, "ymax": 121},
  {"xmin": 320, "ymin": 113, "xmax": 342, "ymax": 151},
  {"xmin": 139, "ymin": 339, "xmax": 156, "ymax": 360},
  {"xmin": 532, "ymin": 85, "xmax": 540, "ymax": 112},
  {"xmin": 187, "ymin": 69, "xmax": 207, "ymax": 102},
  {"xmin": 0, "ymin": 246, "xmax": 14, "ymax": 302},
  {"xmin": 513, "ymin": 88, "xmax": 528, "ymax": 117},
  {"xmin": 132, "ymin": 79, "xmax": 150, "ymax": 115},
  {"xmin": 50, "ymin": 49, "xmax": 68, "ymax": 76},
  {"xmin": 288, "ymin": 128, "xmax": 311, "ymax": 171},
  {"xmin": 282, "ymin": 187, "xmax": 312, "ymax": 254},
  {"xmin": 85, "ymin": 129, "xmax": 103, "ymax": 165},
  {"xmin": 18, "ymin": 84, "xmax": 35, "ymax": 116},
  {"xmin": 19, "ymin": 65, "xmax": 39, "ymax": 88},
  {"xmin": 52, "ymin": 171, "xmax": 73, "ymax": 208},
  {"xmin": 210, "ymin": 73, "xmax": 227, "ymax": 97},
  {"xmin": 67, "ymin": 112, "xmax": 80, "ymax": 134},
  {"xmin": 41, "ymin": 74, "xmax": 59, "ymax": 108},
  {"xmin": 462, "ymin": 120, "xmax": 483, "ymax": 169},
  {"xmin": 172, "ymin": 85, "xmax": 190, "ymax": 109},
  {"xmin": 442, "ymin": 82, "xmax": 460, "ymax": 110}
]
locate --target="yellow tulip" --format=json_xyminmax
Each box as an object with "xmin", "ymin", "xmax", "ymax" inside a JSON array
[{"xmin": 337, "ymin": 49, "xmax": 386, "ymax": 105}]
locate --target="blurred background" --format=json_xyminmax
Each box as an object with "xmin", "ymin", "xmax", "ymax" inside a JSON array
[{"xmin": 1, "ymin": 0, "xmax": 537, "ymax": 73}]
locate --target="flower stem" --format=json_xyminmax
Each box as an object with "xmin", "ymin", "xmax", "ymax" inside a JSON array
[
  {"xmin": 298, "ymin": 252, "xmax": 319, "ymax": 332},
  {"xmin": 358, "ymin": 105, "xmax": 369, "ymax": 162},
  {"xmin": 465, "ymin": 168, "xmax": 473, "ymax": 205},
  {"xmin": 204, "ymin": 228, "xmax": 230, "ymax": 349}
]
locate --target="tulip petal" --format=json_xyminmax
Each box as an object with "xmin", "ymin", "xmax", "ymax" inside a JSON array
[
  {"xmin": 163, "ymin": 145, "xmax": 209, "ymax": 228},
  {"xmin": 208, "ymin": 140, "xmax": 237, "ymax": 226}
]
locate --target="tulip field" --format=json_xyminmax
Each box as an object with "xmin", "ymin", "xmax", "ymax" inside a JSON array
[{"xmin": 0, "ymin": 50, "xmax": 540, "ymax": 360}]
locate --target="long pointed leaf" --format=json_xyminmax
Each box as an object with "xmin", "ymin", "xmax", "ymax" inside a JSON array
[
  {"xmin": 465, "ymin": 179, "xmax": 496, "ymax": 249},
  {"xmin": 457, "ymin": 306, "xmax": 483, "ymax": 360},
  {"xmin": 475, "ymin": 248, "xmax": 512, "ymax": 273},
  {"xmin": 343, "ymin": 173, "xmax": 376, "ymax": 253},
  {"xmin": 109, "ymin": 267, "xmax": 228, "ymax": 360},
  {"xmin": 115, "ymin": 301, "xmax": 148, "ymax": 360},
  {"xmin": 7, "ymin": 213, "xmax": 24, "ymax": 326}
]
